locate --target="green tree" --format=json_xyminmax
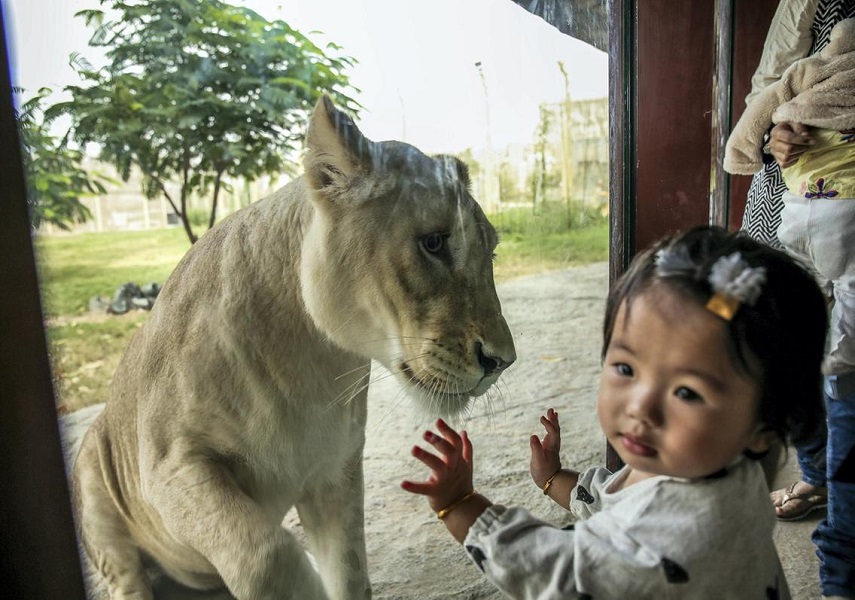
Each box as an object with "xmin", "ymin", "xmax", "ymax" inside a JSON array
[
  {"xmin": 16, "ymin": 88, "xmax": 107, "ymax": 231},
  {"xmin": 455, "ymin": 148, "xmax": 482, "ymax": 182},
  {"xmin": 497, "ymin": 156, "xmax": 522, "ymax": 205},
  {"xmin": 50, "ymin": 0, "xmax": 360, "ymax": 243}
]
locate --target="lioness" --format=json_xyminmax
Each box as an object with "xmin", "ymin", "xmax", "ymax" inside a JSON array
[{"xmin": 73, "ymin": 95, "xmax": 516, "ymax": 599}]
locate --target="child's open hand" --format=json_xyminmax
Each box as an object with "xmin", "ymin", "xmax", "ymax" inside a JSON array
[
  {"xmin": 530, "ymin": 408, "xmax": 562, "ymax": 488},
  {"xmin": 401, "ymin": 419, "xmax": 474, "ymax": 513}
]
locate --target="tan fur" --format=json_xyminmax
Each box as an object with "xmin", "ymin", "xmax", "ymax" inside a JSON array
[{"xmin": 72, "ymin": 96, "xmax": 516, "ymax": 600}]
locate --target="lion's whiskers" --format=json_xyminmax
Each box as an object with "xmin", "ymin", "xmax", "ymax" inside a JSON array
[
  {"xmin": 328, "ymin": 342, "xmax": 509, "ymax": 436},
  {"xmin": 325, "ymin": 369, "xmax": 372, "ymax": 412},
  {"xmin": 329, "ymin": 311, "xmax": 361, "ymax": 337},
  {"xmin": 367, "ymin": 381, "xmax": 415, "ymax": 433},
  {"xmin": 334, "ymin": 362, "xmax": 374, "ymax": 382}
]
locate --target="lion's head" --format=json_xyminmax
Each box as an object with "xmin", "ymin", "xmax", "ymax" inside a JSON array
[{"xmin": 299, "ymin": 96, "xmax": 515, "ymax": 415}]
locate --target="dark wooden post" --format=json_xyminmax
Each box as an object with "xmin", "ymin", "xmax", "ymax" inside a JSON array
[
  {"xmin": 608, "ymin": 0, "xmax": 717, "ymax": 470},
  {"xmin": 0, "ymin": 5, "xmax": 87, "ymax": 597}
]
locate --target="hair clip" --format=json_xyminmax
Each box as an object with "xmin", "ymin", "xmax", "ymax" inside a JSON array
[
  {"xmin": 654, "ymin": 246, "xmax": 696, "ymax": 276},
  {"xmin": 706, "ymin": 253, "xmax": 766, "ymax": 320}
]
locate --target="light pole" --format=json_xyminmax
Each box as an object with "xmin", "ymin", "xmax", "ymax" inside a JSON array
[{"xmin": 475, "ymin": 61, "xmax": 497, "ymax": 212}]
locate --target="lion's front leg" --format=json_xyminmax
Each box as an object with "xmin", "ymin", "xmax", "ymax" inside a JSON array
[
  {"xmin": 297, "ymin": 450, "xmax": 372, "ymax": 600},
  {"xmin": 145, "ymin": 456, "xmax": 329, "ymax": 600},
  {"xmin": 74, "ymin": 424, "xmax": 154, "ymax": 600}
]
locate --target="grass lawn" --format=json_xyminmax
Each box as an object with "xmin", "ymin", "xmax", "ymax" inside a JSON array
[
  {"xmin": 35, "ymin": 228, "xmax": 192, "ymax": 317},
  {"xmin": 35, "ymin": 228, "xmax": 193, "ymax": 412},
  {"xmin": 35, "ymin": 217, "xmax": 608, "ymax": 412},
  {"xmin": 495, "ymin": 223, "xmax": 609, "ymax": 281}
]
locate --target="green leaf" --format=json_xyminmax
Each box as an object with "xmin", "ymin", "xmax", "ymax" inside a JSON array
[
  {"xmin": 17, "ymin": 90, "xmax": 104, "ymax": 230},
  {"xmin": 54, "ymin": 0, "xmax": 359, "ymax": 244},
  {"xmin": 74, "ymin": 9, "xmax": 104, "ymax": 28}
]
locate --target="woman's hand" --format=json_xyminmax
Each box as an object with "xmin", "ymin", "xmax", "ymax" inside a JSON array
[
  {"xmin": 768, "ymin": 122, "xmax": 814, "ymax": 168},
  {"xmin": 530, "ymin": 408, "xmax": 562, "ymax": 488}
]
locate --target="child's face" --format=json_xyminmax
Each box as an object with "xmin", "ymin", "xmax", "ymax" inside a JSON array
[{"xmin": 598, "ymin": 285, "xmax": 771, "ymax": 480}]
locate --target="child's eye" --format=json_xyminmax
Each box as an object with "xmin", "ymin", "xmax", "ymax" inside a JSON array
[
  {"xmin": 615, "ymin": 363, "xmax": 633, "ymax": 377},
  {"xmin": 675, "ymin": 386, "xmax": 703, "ymax": 402}
]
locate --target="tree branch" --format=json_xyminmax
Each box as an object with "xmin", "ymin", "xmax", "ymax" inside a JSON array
[
  {"xmin": 208, "ymin": 168, "xmax": 224, "ymax": 231},
  {"xmin": 179, "ymin": 145, "xmax": 197, "ymax": 244}
]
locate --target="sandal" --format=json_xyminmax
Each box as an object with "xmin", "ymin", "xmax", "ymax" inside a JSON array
[{"xmin": 771, "ymin": 482, "xmax": 828, "ymax": 521}]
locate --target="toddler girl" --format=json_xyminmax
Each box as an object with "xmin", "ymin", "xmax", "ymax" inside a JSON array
[{"xmin": 402, "ymin": 226, "xmax": 828, "ymax": 598}]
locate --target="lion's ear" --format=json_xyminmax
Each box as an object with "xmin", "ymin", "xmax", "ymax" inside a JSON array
[
  {"xmin": 453, "ymin": 156, "xmax": 471, "ymax": 189},
  {"xmin": 304, "ymin": 95, "xmax": 373, "ymax": 196}
]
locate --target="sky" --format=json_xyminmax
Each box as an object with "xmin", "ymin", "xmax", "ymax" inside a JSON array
[{"xmin": 3, "ymin": 0, "xmax": 608, "ymax": 154}]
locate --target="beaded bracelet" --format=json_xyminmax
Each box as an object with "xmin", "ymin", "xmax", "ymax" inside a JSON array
[{"xmin": 436, "ymin": 490, "xmax": 478, "ymax": 520}]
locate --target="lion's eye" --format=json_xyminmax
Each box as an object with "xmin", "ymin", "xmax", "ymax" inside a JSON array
[{"xmin": 421, "ymin": 233, "xmax": 445, "ymax": 254}]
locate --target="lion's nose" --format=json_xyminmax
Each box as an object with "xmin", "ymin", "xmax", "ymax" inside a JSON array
[{"xmin": 475, "ymin": 342, "xmax": 515, "ymax": 375}]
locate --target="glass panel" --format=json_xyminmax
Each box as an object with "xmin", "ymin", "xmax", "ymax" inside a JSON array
[{"xmin": 7, "ymin": 0, "xmax": 608, "ymax": 596}]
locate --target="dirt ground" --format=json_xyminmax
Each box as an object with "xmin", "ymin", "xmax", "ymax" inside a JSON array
[{"xmin": 60, "ymin": 262, "xmax": 823, "ymax": 599}]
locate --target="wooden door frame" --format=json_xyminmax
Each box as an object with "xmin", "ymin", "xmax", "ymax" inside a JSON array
[
  {"xmin": 0, "ymin": 4, "xmax": 87, "ymax": 596},
  {"xmin": 608, "ymin": 0, "xmax": 720, "ymax": 469},
  {"xmin": 606, "ymin": 0, "xmax": 778, "ymax": 470}
]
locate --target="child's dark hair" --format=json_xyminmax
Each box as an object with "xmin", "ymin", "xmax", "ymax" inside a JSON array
[{"xmin": 603, "ymin": 226, "xmax": 827, "ymax": 448}]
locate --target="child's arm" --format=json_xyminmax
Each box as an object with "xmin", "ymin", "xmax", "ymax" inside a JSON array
[
  {"xmin": 530, "ymin": 408, "xmax": 579, "ymax": 510},
  {"xmin": 401, "ymin": 419, "xmax": 493, "ymax": 543}
]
